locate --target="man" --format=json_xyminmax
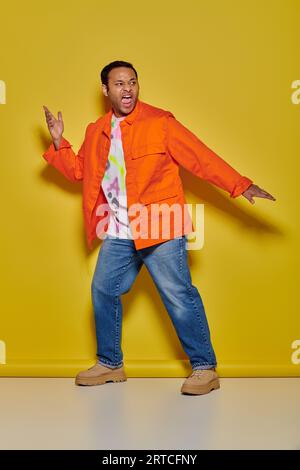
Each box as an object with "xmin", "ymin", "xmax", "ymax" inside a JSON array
[{"xmin": 42, "ymin": 60, "xmax": 276, "ymax": 395}]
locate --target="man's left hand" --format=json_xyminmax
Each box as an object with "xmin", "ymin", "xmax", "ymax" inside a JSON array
[{"xmin": 242, "ymin": 184, "xmax": 276, "ymax": 205}]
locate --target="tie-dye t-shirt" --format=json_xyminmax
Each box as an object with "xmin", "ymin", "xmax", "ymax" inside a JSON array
[{"xmin": 101, "ymin": 113, "xmax": 133, "ymax": 239}]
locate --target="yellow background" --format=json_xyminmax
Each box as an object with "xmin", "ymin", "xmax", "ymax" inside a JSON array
[{"xmin": 0, "ymin": 0, "xmax": 299, "ymax": 377}]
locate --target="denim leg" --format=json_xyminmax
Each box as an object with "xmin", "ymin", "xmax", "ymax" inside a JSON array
[
  {"xmin": 138, "ymin": 235, "xmax": 217, "ymax": 370},
  {"xmin": 91, "ymin": 237, "xmax": 143, "ymax": 368}
]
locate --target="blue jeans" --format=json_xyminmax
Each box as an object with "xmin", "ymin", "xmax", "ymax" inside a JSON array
[{"xmin": 91, "ymin": 235, "xmax": 217, "ymax": 370}]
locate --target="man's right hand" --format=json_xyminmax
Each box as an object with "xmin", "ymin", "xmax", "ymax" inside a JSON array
[{"xmin": 43, "ymin": 105, "xmax": 64, "ymax": 150}]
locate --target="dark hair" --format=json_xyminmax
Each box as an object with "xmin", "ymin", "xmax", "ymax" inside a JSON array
[{"xmin": 100, "ymin": 60, "xmax": 138, "ymax": 87}]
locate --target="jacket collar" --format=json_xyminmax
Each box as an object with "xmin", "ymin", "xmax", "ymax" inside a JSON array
[{"xmin": 102, "ymin": 99, "xmax": 142, "ymax": 138}]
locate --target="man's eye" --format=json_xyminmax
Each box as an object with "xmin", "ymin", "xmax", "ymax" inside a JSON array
[{"xmin": 115, "ymin": 81, "xmax": 136, "ymax": 86}]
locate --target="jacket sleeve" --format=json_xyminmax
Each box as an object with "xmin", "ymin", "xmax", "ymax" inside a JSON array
[
  {"xmin": 42, "ymin": 124, "xmax": 91, "ymax": 182},
  {"xmin": 166, "ymin": 114, "xmax": 253, "ymax": 198}
]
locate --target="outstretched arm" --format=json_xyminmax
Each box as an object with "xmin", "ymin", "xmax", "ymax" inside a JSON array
[{"xmin": 166, "ymin": 114, "xmax": 276, "ymax": 202}]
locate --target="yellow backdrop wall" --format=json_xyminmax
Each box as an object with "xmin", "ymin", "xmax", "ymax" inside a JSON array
[{"xmin": 0, "ymin": 0, "xmax": 299, "ymax": 377}]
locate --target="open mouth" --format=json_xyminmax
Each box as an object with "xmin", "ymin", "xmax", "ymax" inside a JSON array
[{"xmin": 121, "ymin": 95, "xmax": 133, "ymax": 107}]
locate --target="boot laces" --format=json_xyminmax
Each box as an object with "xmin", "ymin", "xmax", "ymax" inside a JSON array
[
  {"xmin": 191, "ymin": 368, "xmax": 214, "ymax": 377},
  {"xmin": 191, "ymin": 369, "xmax": 205, "ymax": 377}
]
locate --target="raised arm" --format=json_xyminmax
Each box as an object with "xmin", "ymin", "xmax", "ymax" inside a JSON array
[{"xmin": 42, "ymin": 105, "xmax": 86, "ymax": 182}]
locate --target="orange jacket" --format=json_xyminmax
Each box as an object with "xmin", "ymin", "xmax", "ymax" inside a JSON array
[{"xmin": 42, "ymin": 99, "xmax": 253, "ymax": 250}]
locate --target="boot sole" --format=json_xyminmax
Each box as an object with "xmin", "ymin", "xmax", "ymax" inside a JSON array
[
  {"xmin": 75, "ymin": 370, "xmax": 127, "ymax": 386},
  {"xmin": 181, "ymin": 378, "xmax": 220, "ymax": 395}
]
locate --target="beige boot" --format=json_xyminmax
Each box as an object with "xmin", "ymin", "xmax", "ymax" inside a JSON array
[
  {"xmin": 75, "ymin": 362, "xmax": 127, "ymax": 386},
  {"xmin": 181, "ymin": 368, "xmax": 220, "ymax": 395}
]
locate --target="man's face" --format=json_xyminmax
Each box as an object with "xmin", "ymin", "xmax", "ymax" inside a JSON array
[{"xmin": 102, "ymin": 67, "xmax": 139, "ymax": 117}]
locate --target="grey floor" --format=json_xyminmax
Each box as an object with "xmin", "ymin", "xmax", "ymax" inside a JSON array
[{"xmin": 0, "ymin": 377, "xmax": 299, "ymax": 450}]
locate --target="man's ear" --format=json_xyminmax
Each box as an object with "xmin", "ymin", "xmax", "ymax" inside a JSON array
[{"xmin": 102, "ymin": 84, "xmax": 108, "ymax": 97}]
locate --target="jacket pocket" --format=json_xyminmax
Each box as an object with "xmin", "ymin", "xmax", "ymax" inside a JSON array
[
  {"xmin": 131, "ymin": 142, "xmax": 166, "ymax": 159},
  {"xmin": 140, "ymin": 186, "xmax": 178, "ymax": 204}
]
